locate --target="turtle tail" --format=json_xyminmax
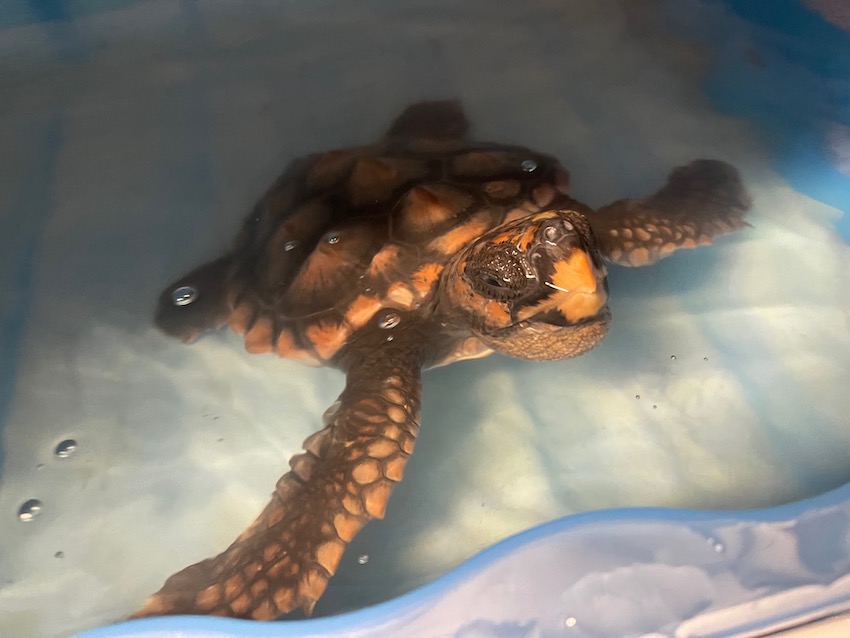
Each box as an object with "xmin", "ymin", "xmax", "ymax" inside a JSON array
[
  {"xmin": 384, "ymin": 99, "xmax": 470, "ymax": 141},
  {"xmin": 154, "ymin": 256, "xmax": 234, "ymax": 343}
]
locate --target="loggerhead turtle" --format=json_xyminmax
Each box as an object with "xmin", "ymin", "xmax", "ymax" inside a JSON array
[{"xmin": 135, "ymin": 100, "xmax": 751, "ymax": 620}]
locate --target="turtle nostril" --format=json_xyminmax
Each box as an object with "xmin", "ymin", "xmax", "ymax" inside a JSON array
[{"xmin": 542, "ymin": 219, "xmax": 575, "ymax": 244}]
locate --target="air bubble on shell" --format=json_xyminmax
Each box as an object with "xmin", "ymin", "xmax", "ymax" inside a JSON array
[
  {"xmin": 284, "ymin": 240, "xmax": 298, "ymax": 251},
  {"xmin": 378, "ymin": 311, "xmax": 401, "ymax": 329},
  {"xmin": 326, "ymin": 232, "xmax": 341, "ymax": 244},
  {"xmin": 670, "ymin": 355, "xmax": 677, "ymax": 361},
  {"xmin": 171, "ymin": 286, "xmax": 198, "ymax": 306},
  {"xmin": 357, "ymin": 554, "xmax": 369, "ymax": 565},
  {"xmin": 18, "ymin": 499, "xmax": 43, "ymax": 522},
  {"xmin": 520, "ymin": 159, "xmax": 538, "ymax": 172},
  {"xmin": 565, "ymin": 617, "xmax": 577, "ymax": 628}
]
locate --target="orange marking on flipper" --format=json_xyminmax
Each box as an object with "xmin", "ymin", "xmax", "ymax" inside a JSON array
[
  {"xmin": 344, "ymin": 294, "xmax": 383, "ymax": 329},
  {"xmin": 244, "ymin": 316, "xmax": 274, "ymax": 353},
  {"xmin": 228, "ymin": 303, "xmax": 255, "ymax": 336},
  {"xmin": 628, "ymin": 247, "xmax": 652, "ymax": 266},
  {"xmin": 427, "ymin": 213, "xmax": 491, "ymax": 255},
  {"xmin": 410, "ymin": 263, "xmax": 444, "ymax": 297},
  {"xmin": 276, "ymin": 329, "xmax": 320, "ymax": 364},
  {"xmin": 304, "ymin": 320, "xmax": 351, "ymax": 360}
]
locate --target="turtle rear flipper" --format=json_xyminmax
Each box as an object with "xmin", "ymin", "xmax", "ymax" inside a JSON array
[
  {"xmin": 384, "ymin": 99, "xmax": 469, "ymax": 140},
  {"xmin": 155, "ymin": 257, "xmax": 234, "ymax": 343},
  {"xmin": 590, "ymin": 159, "xmax": 752, "ymax": 267},
  {"xmin": 131, "ymin": 346, "xmax": 422, "ymax": 619}
]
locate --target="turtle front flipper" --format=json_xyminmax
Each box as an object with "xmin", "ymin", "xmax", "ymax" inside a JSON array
[
  {"xmin": 131, "ymin": 350, "xmax": 422, "ymax": 620},
  {"xmin": 589, "ymin": 159, "xmax": 752, "ymax": 267}
]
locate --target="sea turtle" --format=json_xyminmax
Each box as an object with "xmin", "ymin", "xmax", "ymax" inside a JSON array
[{"xmin": 135, "ymin": 100, "xmax": 751, "ymax": 620}]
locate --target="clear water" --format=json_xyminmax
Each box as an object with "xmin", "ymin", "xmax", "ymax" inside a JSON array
[{"xmin": 0, "ymin": 1, "xmax": 848, "ymax": 636}]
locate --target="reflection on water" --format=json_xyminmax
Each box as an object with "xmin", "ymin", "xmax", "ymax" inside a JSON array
[{"xmin": 0, "ymin": 0, "xmax": 848, "ymax": 636}]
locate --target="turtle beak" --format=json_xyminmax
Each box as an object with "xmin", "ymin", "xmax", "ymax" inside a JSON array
[
  {"xmin": 520, "ymin": 216, "xmax": 608, "ymax": 324},
  {"xmin": 546, "ymin": 249, "xmax": 602, "ymax": 295}
]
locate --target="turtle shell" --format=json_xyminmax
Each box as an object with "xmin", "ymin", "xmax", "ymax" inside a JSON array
[{"xmin": 209, "ymin": 139, "xmax": 574, "ymax": 365}]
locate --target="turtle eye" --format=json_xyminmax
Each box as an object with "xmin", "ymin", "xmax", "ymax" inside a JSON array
[
  {"xmin": 465, "ymin": 249, "xmax": 529, "ymax": 301},
  {"xmin": 469, "ymin": 269, "xmax": 526, "ymax": 300}
]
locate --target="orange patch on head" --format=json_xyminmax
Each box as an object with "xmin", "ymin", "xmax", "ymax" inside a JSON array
[
  {"xmin": 427, "ymin": 214, "xmax": 491, "ymax": 255},
  {"xmin": 411, "ymin": 263, "xmax": 444, "ymax": 296},
  {"xmin": 517, "ymin": 250, "xmax": 606, "ymax": 323},
  {"xmin": 557, "ymin": 290, "xmax": 608, "ymax": 322},
  {"xmin": 551, "ymin": 251, "xmax": 598, "ymax": 294},
  {"xmin": 344, "ymin": 294, "xmax": 383, "ymax": 329},
  {"xmin": 305, "ymin": 320, "xmax": 352, "ymax": 360},
  {"xmin": 244, "ymin": 316, "xmax": 273, "ymax": 353},
  {"xmin": 484, "ymin": 300, "xmax": 512, "ymax": 328}
]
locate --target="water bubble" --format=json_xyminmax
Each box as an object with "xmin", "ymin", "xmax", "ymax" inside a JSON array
[
  {"xmin": 707, "ymin": 537, "xmax": 725, "ymax": 553},
  {"xmin": 565, "ymin": 617, "xmax": 577, "ymax": 628},
  {"xmin": 18, "ymin": 499, "xmax": 43, "ymax": 522},
  {"xmin": 635, "ymin": 394, "xmax": 640, "ymax": 400},
  {"xmin": 670, "ymin": 355, "xmax": 677, "ymax": 361},
  {"xmin": 378, "ymin": 311, "xmax": 401, "ymax": 329},
  {"xmin": 357, "ymin": 554, "xmax": 369, "ymax": 565},
  {"xmin": 54, "ymin": 551, "xmax": 64, "ymax": 559},
  {"xmin": 171, "ymin": 285, "xmax": 198, "ymax": 306},
  {"xmin": 385, "ymin": 335, "xmax": 394, "ymax": 342},
  {"xmin": 283, "ymin": 240, "xmax": 298, "ymax": 251},
  {"xmin": 703, "ymin": 356, "xmax": 709, "ymax": 362},
  {"xmin": 520, "ymin": 159, "xmax": 538, "ymax": 172},
  {"xmin": 54, "ymin": 439, "xmax": 77, "ymax": 459},
  {"xmin": 652, "ymin": 404, "xmax": 657, "ymax": 409},
  {"xmin": 326, "ymin": 232, "xmax": 341, "ymax": 244}
]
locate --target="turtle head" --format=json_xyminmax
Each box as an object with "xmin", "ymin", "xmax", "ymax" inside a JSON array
[{"xmin": 442, "ymin": 210, "xmax": 611, "ymax": 361}]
